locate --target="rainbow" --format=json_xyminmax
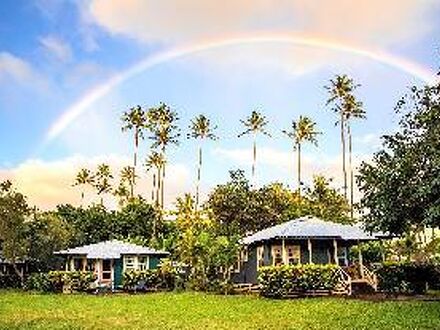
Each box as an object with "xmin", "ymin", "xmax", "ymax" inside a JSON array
[{"xmin": 45, "ymin": 32, "xmax": 438, "ymax": 143}]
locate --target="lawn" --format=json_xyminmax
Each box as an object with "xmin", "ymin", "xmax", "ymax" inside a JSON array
[{"xmin": 1, "ymin": 290, "xmax": 440, "ymax": 329}]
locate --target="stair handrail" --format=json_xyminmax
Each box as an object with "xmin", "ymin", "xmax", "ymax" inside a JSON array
[
  {"xmin": 360, "ymin": 264, "xmax": 378, "ymax": 290},
  {"xmin": 334, "ymin": 266, "xmax": 352, "ymax": 295}
]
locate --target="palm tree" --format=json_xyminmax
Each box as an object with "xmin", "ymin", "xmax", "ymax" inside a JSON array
[
  {"xmin": 121, "ymin": 105, "xmax": 146, "ymax": 191},
  {"xmin": 73, "ymin": 168, "xmax": 94, "ymax": 206},
  {"xmin": 238, "ymin": 110, "xmax": 270, "ymax": 187},
  {"xmin": 94, "ymin": 163, "xmax": 113, "ymax": 205},
  {"xmin": 188, "ymin": 114, "xmax": 218, "ymax": 208},
  {"xmin": 113, "ymin": 182, "xmax": 130, "ymax": 207},
  {"xmin": 146, "ymin": 103, "xmax": 180, "ymax": 208},
  {"xmin": 145, "ymin": 151, "xmax": 166, "ymax": 207},
  {"xmin": 120, "ymin": 166, "xmax": 137, "ymax": 199},
  {"xmin": 282, "ymin": 116, "xmax": 320, "ymax": 195},
  {"xmin": 343, "ymin": 94, "xmax": 366, "ymax": 219},
  {"xmin": 325, "ymin": 74, "xmax": 359, "ymax": 199}
]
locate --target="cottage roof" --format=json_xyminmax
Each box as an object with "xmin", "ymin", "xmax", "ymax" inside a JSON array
[
  {"xmin": 55, "ymin": 240, "xmax": 169, "ymax": 259},
  {"xmin": 242, "ymin": 216, "xmax": 384, "ymax": 245}
]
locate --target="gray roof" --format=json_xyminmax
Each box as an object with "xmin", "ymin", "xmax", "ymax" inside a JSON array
[
  {"xmin": 242, "ymin": 216, "xmax": 383, "ymax": 245},
  {"xmin": 55, "ymin": 240, "xmax": 169, "ymax": 259}
]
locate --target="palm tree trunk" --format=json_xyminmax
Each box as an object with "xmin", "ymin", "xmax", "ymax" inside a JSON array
[
  {"xmin": 196, "ymin": 144, "xmax": 202, "ymax": 208},
  {"xmin": 132, "ymin": 130, "xmax": 138, "ymax": 198},
  {"xmin": 297, "ymin": 142, "xmax": 301, "ymax": 196},
  {"xmin": 340, "ymin": 113, "xmax": 347, "ymax": 199},
  {"xmin": 348, "ymin": 124, "xmax": 354, "ymax": 220},
  {"xmin": 81, "ymin": 190, "xmax": 84, "ymax": 206},
  {"xmin": 252, "ymin": 133, "xmax": 257, "ymax": 188},
  {"xmin": 156, "ymin": 167, "xmax": 161, "ymax": 208},
  {"xmin": 152, "ymin": 173, "xmax": 156, "ymax": 204},
  {"xmin": 161, "ymin": 162, "xmax": 165, "ymax": 208}
]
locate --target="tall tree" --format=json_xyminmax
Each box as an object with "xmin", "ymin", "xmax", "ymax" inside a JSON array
[
  {"xmin": 357, "ymin": 78, "xmax": 440, "ymax": 235},
  {"xmin": 238, "ymin": 110, "xmax": 270, "ymax": 187},
  {"xmin": 325, "ymin": 74, "xmax": 360, "ymax": 199},
  {"xmin": 0, "ymin": 181, "xmax": 30, "ymax": 283},
  {"xmin": 93, "ymin": 163, "xmax": 113, "ymax": 205},
  {"xmin": 72, "ymin": 168, "xmax": 94, "ymax": 206},
  {"xmin": 343, "ymin": 94, "xmax": 366, "ymax": 219},
  {"xmin": 188, "ymin": 114, "xmax": 218, "ymax": 208},
  {"xmin": 120, "ymin": 166, "xmax": 137, "ymax": 199},
  {"xmin": 145, "ymin": 151, "xmax": 166, "ymax": 209},
  {"xmin": 282, "ymin": 116, "xmax": 320, "ymax": 195},
  {"xmin": 121, "ymin": 105, "xmax": 146, "ymax": 192},
  {"xmin": 146, "ymin": 103, "xmax": 180, "ymax": 208}
]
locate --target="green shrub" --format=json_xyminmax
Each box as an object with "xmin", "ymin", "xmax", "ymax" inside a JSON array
[
  {"xmin": 24, "ymin": 271, "xmax": 96, "ymax": 293},
  {"xmin": 0, "ymin": 273, "xmax": 22, "ymax": 289},
  {"xmin": 375, "ymin": 262, "xmax": 440, "ymax": 294},
  {"xmin": 258, "ymin": 264, "xmax": 340, "ymax": 298},
  {"xmin": 122, "ymin": 262, "xmax": 179, "ymax": 292}
]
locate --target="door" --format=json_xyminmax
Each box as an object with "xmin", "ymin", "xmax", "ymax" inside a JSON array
[
  {"xmin": 101, "ymin": 259, "xmax": 113, "ymax": 286},
  {"xmin": 113, "ymin": 259, "xmax": 123, "ymax": 288}
]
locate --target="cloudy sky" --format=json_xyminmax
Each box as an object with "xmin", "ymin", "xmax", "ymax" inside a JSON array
[{"xmin": 0, "ymin": 0, "xmax": 439, "ymax": 209}]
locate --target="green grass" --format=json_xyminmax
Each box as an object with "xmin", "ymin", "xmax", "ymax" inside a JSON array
[{"xmin": 1, "ymin": 290, "xmax": 440, "ymax": 329}]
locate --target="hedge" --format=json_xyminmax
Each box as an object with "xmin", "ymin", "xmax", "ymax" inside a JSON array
[
  {"xmin": 0, "ymin": 273, "xmax": 22, "ymax": 289},
  {"xmin": 122, "ymin": 266, "xmax": 178, "ymax": 292},
  {"xmin": 25, "ymin": 271, "xmax": 96, "ymax": 293},
  {"xmin": 258, "ymin": 264, "xmax": 340, "ymax": 298},
  {"xmin": 375, "ymin": 262, "xmax": 440, "ymax": 294}
]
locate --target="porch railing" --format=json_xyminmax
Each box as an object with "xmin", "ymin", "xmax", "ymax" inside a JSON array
[{"xmin": 333, "ymin": 266, "xmax": 352, "ymax": 295}]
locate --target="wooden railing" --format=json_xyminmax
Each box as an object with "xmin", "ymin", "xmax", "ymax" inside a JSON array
[
  {"xmin": 360, "ymin": 264, "xmax": 378, "ymax": 291},
  {"xmin": 333, "ymin": 267, "xmax": 352, "ymax": 296}
]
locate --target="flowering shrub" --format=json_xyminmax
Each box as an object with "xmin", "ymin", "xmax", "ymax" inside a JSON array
[{"xmin": 258, "ymin": 264, "xmax": 340, "ymax": 298}]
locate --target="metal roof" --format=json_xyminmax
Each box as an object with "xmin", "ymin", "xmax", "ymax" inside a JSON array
[
  {"xmin": 55, "ymin": 240, "xmax": 169, "ymax": 259},
  {"xmin": 242, "ymin": 216, "xmax": 382, "ymax": 245}
]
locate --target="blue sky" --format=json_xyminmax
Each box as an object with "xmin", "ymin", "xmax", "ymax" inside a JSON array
[{"xmin": 0, "ymin": 0, "xmax": 439, "ymax": 209}]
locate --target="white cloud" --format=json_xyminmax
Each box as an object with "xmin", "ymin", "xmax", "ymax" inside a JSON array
[
  {"xmin": 0, "ymin": 52, "xmax": 41, "ymax": 84},
  {"xmin": 0, "ymin": 155, "xmax": 190, "ymax": 210},
  {"xmin": 87, "ymin": 0, "xmax": 438, "ymax": 46},
  {"xmin": 39, "ymin": 35, "xmax": 73, "ymax": 62},
  {"xmin": 84, "ymin": 0, "xmax": 439, "ymax": 77},
  {"xmin": 213, "ymin": 146, "xmax": 370, "ymax": 199}
]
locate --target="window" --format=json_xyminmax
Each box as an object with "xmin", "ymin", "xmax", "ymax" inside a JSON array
[
  {"xmin": 271, "ymin": 245, "xmax": 283, "ymax": 266},
  {"xmin": 241, "ymin": 248, "xmax": 248, "ymax": 262},
  {"xmin": 257, "ymin": 246, "xmax": 265, "ymax": 268},
  {"xmin": 286, "ymin": 245, "xmax": 301, "ymax": 265},
  {"xmin": 138, "ymin": 256, "xmax": 149, "ymax": 271},
  {"xmin": 102, "ymin": 260, "xmax": 112, "ymax": 280},
  {"xmin": 124, "ymin": 256, "xmax": 136, "ymax": 270},
  {"xmin": 337, "ymin": 247, "xmax": 348, "ymax": 266}
]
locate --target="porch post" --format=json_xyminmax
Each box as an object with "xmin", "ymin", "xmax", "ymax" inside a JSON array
[
  {"xmin": 333, "ymin": 239, "xmax": 339, "ymax": 265},
  {"xmin": 307, "ymin": 239, "xmax": 313, "ymax": 264},
  {"xmin": 281, "ymin": 239, "xmax": 286, "ymax": 265},
  {"xmin": 358, "ymin": 240, "xmax": 364, "ymax": 278}
]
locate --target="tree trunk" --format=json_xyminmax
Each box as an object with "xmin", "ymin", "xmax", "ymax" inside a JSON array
[
  {"xmin": 161, "ymin": 162, "xmax": 165, "ymax": 208},
  {"xmin": 152, "ymin": 173, "xmax": 156, "ymax": 204},
  {"xmin": 132, "ymin": 130, "xmax": 139, "ymax": 199},
  {"xmin": 81, "ymin": 191, "xmax": 84, "ymax": 207},
  {"xmin": 348, "ymin": 124, "xmax": 354, "ymax": 219},
  {"xmin": 196, "ymin": 144, "xmax": 202, "ymax": 209},
  {"xmin": 156, "ymin": 167, "xmax": 161, "ymax": 208},
  {"xmin": 297, "ymin": 142, "xmax": 301, "ymax": 196},
  {"xmin": 340, "ymin": 113, "xmax": 347, "ymax": 199},
  {"xmin": 252, "ymin": 133, "xmax": 257, "ymax": 188}
]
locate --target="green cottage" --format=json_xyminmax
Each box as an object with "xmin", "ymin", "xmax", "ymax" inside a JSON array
[
  {"xmin": 233, "ymin": 216, "xmax": 386, "ymax": 290},
  {"xmin": 55, "ymin": 240, "xmax": 169, "ymax": 289}
]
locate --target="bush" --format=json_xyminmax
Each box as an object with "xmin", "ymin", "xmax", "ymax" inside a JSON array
[
  {"xmin": 24, "ymin": 271, "xmax": 96, "ymax": 293},
  {"xmin": 258, "ymin": 264, "xmax": 339, "ymax": 298},
  {"xmin": 122, "ymin": 261, "xmax": 179, "ymax": 292},
  {"xmin": 375, "ymin": 262, "xmax": 440, "ymax": 294},
  {"xmin": 0, "ymin": 273, "xmax": 22, "ymax": 289}
]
